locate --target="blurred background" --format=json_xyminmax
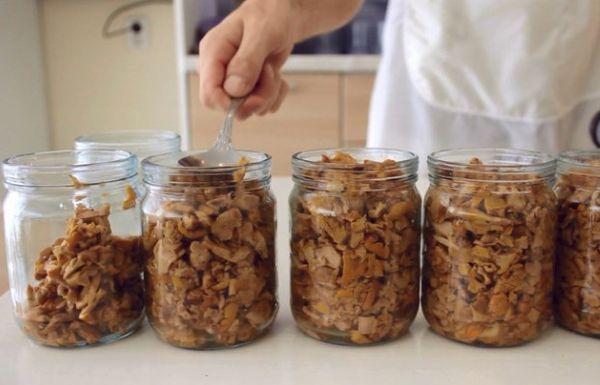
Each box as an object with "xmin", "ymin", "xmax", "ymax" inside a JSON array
[{"xmin": 0, "ymin": 0, "xmax": 388, "ymax": 294}]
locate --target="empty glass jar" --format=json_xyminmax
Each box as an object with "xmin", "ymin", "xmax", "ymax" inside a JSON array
[
  {"xmin": 555, "ymin": 150, "xmax": 600, "ymax": 337},
  {"xmin": 422, "ymin": 148, "xmax": 557, "ymax": 346},
  {"xmin": 2, "ymin": 150, "xmax": 144, "ymax": 347},
  {"xmin": 75, "ymin": 130, "xmax": 181, "ymax": 163},
  {"xmin": 290, "ymin": 148, "xmax": 421, "ymax": 345},
  {"xmin": 141, "ymin": 151, "xmax": 277, "ymax": 349}
]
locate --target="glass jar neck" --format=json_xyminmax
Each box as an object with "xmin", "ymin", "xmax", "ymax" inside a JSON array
[
  {"xmin": 3, "ymin": 150, "xmax": 137, "ymax": 188},
  {"xmin": 291, "ymin": 148, "xmax": 418, "ymax": 191},
  {"xmin": 6, "ymin": 174, "xmax": 139, "ymax": 192},
  {"xmin": 75, "ymin": 130, "xmax": 181, "ymax": 160},
  {"xmin": 143, "ymin": 151, "xmax": 271, "ymax": 189},
  {"xmin": 428, "ymin": 148, "xmax": 556, "ymax": 186},
  {"xmin": 557, "ymin": 150, "xmax": 600, "ymax": 188}
]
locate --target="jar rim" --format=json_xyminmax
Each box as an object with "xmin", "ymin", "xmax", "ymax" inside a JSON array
[
  {"xmin": 75, "ymin": 130, "xmax": 180, "ymax": 148},
  {"xmin": 3, "ymin": 149, "xmax": 137, "ymax": 187},
  {"xmin": 428, "ymin": 148, "xmax": 556, "ymax": 182},
  {"xmin": 292, "ymin": 147, "xmax": 418, "ymax": 171},
  {"xmin": 558, "ymin": 150, "xmax": 600, "ymax": 171},
  {"xmin": 291, "ymin": 148, "xmax": 419, "ymax": 188},
  {"xmin": 74, "ymin": 130, "xmax": 181, "ymax": 160},
  {"xmin": 142, "ymin": 150, "xmax": 271, "ymax": 187}
]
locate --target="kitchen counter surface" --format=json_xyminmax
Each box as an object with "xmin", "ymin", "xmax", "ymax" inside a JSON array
[{"xmin": 1, "ymin": 177, "xmax": 599, "ymax": 385}]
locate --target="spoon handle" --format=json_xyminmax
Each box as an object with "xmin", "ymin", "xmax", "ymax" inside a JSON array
[{"xmin": 213, "ymin": 97, "xmax": 245, "ymax": 150}]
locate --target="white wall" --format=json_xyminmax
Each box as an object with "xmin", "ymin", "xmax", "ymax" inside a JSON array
[
  {"xmin": 0, "ymin": 0, "xmax": 51, "ymax": 159},
  {"xmin": 0, "ymin": 0, "xmax": 178, "ymax": 294},
  {"xmin": 0, "ymin": 0, "xmax": 51, "ymax": 294},
  {"xmin": 39, "ymin": 0, "xmax": 179, "ymax": 149}
]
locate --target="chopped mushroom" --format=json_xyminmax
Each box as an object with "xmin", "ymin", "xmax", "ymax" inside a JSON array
[
  {"xmin": 291, "ymin": 151, "xmax": 420, "ymax": 345},
  {"xmin": 21, "ymin": 204, "xmax": 144, "ymax": 347},
  {"xmin": 122, "ymin": 185, "xmax": 137, "ymax": 210}
]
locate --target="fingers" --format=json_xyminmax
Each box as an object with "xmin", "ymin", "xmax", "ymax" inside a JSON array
[
  {"xmin": 269, "ymin": 80, "xmax": 289, "ymax": 113},
  {"xmin": 256, "ymin": 71, "xmax": 282, "ymax": 116},
  {"xmin": 257, "ymin": 77, "xmax": 288, "ymax": 116},
  {"xmin": 236, "ymin": 63, "xmax": 279, "ymax": 120},
  {"xmin": 197, "ymin": 21, "xmax": 242, "ymax": 110},
  {"xmin": 238, "ymin": 76, "xmax": 290, "ymax": 119},
  {"xmin": 223, "ymin": 24, "xmax": 272, "ymax": 98},
  {"xmin": 197, "ymin": 13, "xmax": 292, "ymax": 117}
]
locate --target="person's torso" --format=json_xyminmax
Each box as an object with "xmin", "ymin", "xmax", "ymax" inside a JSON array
[{"xmin": 368, "ymin": 0, "xmax": 600, "ymax": 173}]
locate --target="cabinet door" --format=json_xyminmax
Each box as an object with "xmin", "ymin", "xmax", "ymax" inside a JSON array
[
  {"xmin": 188, "ymin": 73, "xmax": 341, "ymax": 175},
  {"xmin": 342, "ymin": 74, "xmax": 374, "ymax": 147}
]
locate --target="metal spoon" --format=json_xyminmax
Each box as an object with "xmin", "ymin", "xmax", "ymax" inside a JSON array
[{"xmin": 179, "ymin": 97, "xmax": 245, "ymax": 167}]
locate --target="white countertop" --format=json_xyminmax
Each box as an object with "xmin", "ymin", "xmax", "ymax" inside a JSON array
[
  {"xmin": 185, "ymin": 54, "xmax": 381, "ymax": 74},
  {"xmin": 1, "ymin": 177, "xmax": 599, "ymax": 385}
]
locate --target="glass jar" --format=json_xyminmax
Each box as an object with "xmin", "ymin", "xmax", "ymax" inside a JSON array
[
  {"xmin": 75, "ymin": 131, "xmax": 181, "ymax": 198},
  {"xmin": 141, "ymin": 151, "xmax": 277, "ymax": 349},
  {"xmin": 2, "ymin": 150, "xmax": 144, "ymax": 347},
  {"xmin": 75, "ymin": 130, "xmax": 181, "ymax": 162},
  {"xmin": 422, "ymin": 148, "xmax": 557, "ymax": 346},
  {"xmin": 290, "ymin": 148, "xmax": 421, "ymax": 345},
  {"xmin": 555, "ymin": 150, "xmax": 600, "ymax": 337}
]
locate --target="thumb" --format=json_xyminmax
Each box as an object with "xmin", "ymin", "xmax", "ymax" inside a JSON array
[{"xmin": 224, "ymin": 32, "xmax": 270, "ymax": 97}]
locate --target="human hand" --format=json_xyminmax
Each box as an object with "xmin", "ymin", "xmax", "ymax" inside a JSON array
[{"xmin": 197, "ymin": 0, "xmax": 296, "ymax": 120}]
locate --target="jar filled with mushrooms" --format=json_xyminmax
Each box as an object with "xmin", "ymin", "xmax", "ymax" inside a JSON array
[
  {"xmin": 141, "ymin": 151, "xmax": 277, "ymax": 349},
  {"xmin": 2, "ymin": 150, "xmax": 144, "ymax": 347},
  {"xmin": 422, "ymin": 149, "xmax": 557, "ymax": 346},
  {"xmin": 555, "ymin": 150, "xmax": 600, "ymax": 337},
  {"xmin": 290, "ymin": 149, "xmax": 421, "ymax": 345}
]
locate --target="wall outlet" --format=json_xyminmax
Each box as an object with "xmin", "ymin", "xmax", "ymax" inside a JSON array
[{"xmin": 126, "ymin": 15, "xmax": 149, "ymax": 50}]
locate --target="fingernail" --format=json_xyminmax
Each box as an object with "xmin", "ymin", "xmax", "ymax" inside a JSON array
[{"xmin": 224, "ymin": 75, "xmax": 248, "ymax": 96}]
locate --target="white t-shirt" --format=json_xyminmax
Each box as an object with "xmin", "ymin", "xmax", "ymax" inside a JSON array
[{"xmin": 368, "ymin": 0, "xmax": 600, "ymax": 173}]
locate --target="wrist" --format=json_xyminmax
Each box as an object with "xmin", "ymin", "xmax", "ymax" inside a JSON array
[
  {"xmin": 288, "ymin": 0, "xmax": 307, "ymax": 42},
  {"xmin": 241, "ymin": 0, "xmax": 305, "ymax": 43}
]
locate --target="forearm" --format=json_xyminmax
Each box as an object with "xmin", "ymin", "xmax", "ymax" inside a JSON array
[{"xmin": 291, "ymin": 0, "xmax": 365, "ymax": 41}]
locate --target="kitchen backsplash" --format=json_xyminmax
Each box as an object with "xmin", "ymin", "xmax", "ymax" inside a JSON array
[{"xmin": 190, "ymin": 0, "xmax": 388, "ymax": 55}]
